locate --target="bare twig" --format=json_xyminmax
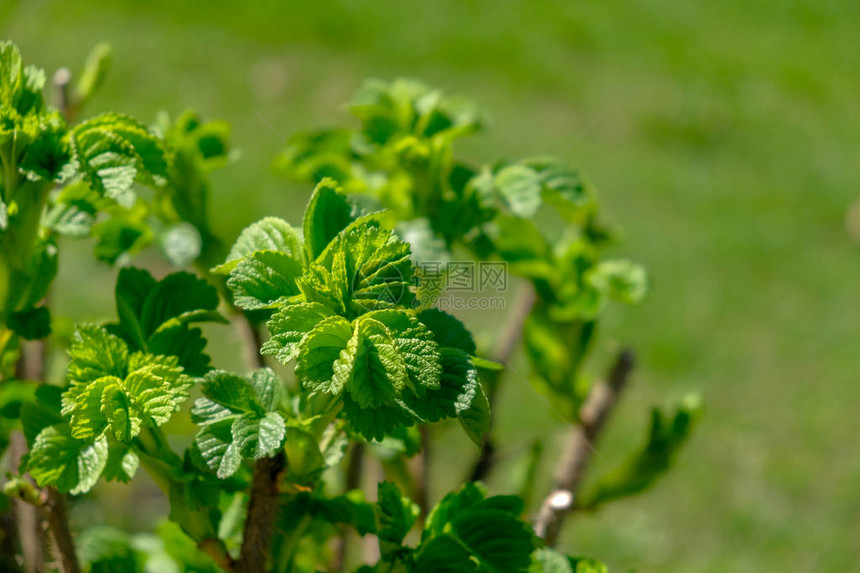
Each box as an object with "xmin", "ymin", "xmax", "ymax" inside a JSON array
[
  {"xmin": 7, "ymin": 433, "xmax": 42, "ymax": 573},
  {"xmin": 39, "ymin": 488, "xmax": 79, "ymax": 573},
  {"xmin": 236, "ymin": 452, "xmax": 286, "ymax": 573},
  {"xmin": 233, "ymin": 311, "xmax": 284, "ymax": 572},
  {"xmin": 12, "ymin": 341, "xmax": 47, "ymax": 573},
  {"xmin": 53, "ymin": 68, "xmax": 72, "ymax": 122},
  {"xmin": 533, "ymin": 349, "xmax": 634, "ymax": 546},
  {"xmin": 469, "ymin": 284, "xmax": 536, "ymax": 481}
]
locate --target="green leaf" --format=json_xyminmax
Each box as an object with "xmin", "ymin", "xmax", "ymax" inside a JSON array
[
  {"xmin": 8, "ymin": 306, "xmax": 51, "ymax": 340},
  {"xmin": 194, "ymin": 420, "xmax": 240, "ymax": 479},
  {"xmin": 0, "ymin": 41, "xmax": 24, "ymax": 107},
  {"xmin": 416, "ymin": 483, "xmax": 535, "ymax": 573},
  {"xmin": 414, "ymin": 535, "xmax": 475, "ymax": 572},
  {"xmin": 20, "ymin": 385, "xmax": 64, "ymax": 445},
  {"xmin": 213, "ymin": 217, "xmax": 303, "ymax": 275},
  {"xmin": 201, "ymin": 370, "xmax": 263, "ymax": 414},
  {"xmin": 340, "ymin": 393, "xmax": 414, "ymax": 442},
  {"xmin": 25, "ymin": 426, "xmax": 109, "ymax": 494},
  {"xmin": 63, "ymin": 333, "xmax": 191, "ymax": 443},
  {"xmin": 577, "ymin": 394, "xmax": 702, "ymax": 510},
  {"xmin": 376, "ymin": 481, "xmax": 419, "ymax": 545},
  {"xmin": 396, "ymin": 218, "xmax": 450, "ymax": 266},
  {"xmin": 19, "ymin": 120, "xmax": 71, "ymax": 182},
  {"xmin": 76, "ymin": 526, "xmax": 138, "ymax": 573},
  {"xmin": 587, "ymin": 259, "xmax": 648, "ymax": 306},
  {"xmin": 110, "ymin": 268, "xmax": 224, "ymax": 374},
  {"xmin": 247, "ymin": 368, "xmax": 286, "ymax": 412},
  {"xmin": 459, "ymin": 380, "xmax": 491, "ymax": 449},
  {"xmin": 115, "ymin": 266, "xmax": 156, "ymax": 349},
  {"xmin": 416, "ymin": 308, "xmax": 477, "ymax": 355},
  {"xmin": 282, "ymin": 427, "xmax": 325, "ymax": 486},
  {"xmin": 72, "ymin": 113, "xmax": 168, "ymax": 205},
  {"xmin": 326, "ymin": 223, "xmax": 415, "ymax": 314},
  {"xmin": 192, "ymin": 369, "xmax": 287, "ymax": 478},
  {"xmin": 138, "ymin": 271, "xmax": 221, "ymax": 336},
  {"xmin": 232, "ymin": 411, "xmax": 285, "ymax": 460},
  {"xmin": 530, "ymin": 548, "xmax": 573, "ymax": 573},
  {"xmin": 303, "ymin": 178, "xmax": 355, "ymax": 260},
  {"xmin": 102, "ymin": 445, "xmax": 139, "ymax": 483},
  {"xmin": 341, "ymin": 318, "xmax": 406, "ymax": 409},
  {"xmin": 495, "ymin": 164, "xmax": 542, "ymax": 218},
  {"xmin": 147, "ymin": 324, "xmax": 211, "ymax": 377},
  {"xmin": 122, "ymin": 353, "xmax": 192, "ymax": 427},
  {"xmin": 400, "ymin": 347, "xmax": 476, "ymax": 424},
  {"xmin": 522, "ymin": 157, "xmax": 592, "ymax": 218},
  {"xmin": 0, "ymin": 379, "xmax": 37, "ymax": 418},
  {"xmin": 227, "ymin": 250, "xmax": 304, "ymax": 310},
  {"xmin": 91, "ymin": 207, "xmax": 152, "ymax": 263},
  {"xmin": 261, "ymin": 302, "xmax": 334, "ymax": 365},
  {"xmin": 100, "ymin": 383, "xmax": 141, "ymax": 442},
  {"xmin": 74, "ymin": 42, "xmax": 112, "ymax": 108},
  {"xmin": 364, "ymin": 309, "xmax": 441, "ymax": 393},
  {"xmin": 294, "ymin": 315, "xmax": 353, "ymax": 396},
  {"xmin": 67, "ymin": 324, "xmax": 128, "ymax": 384},
  {"xmin": 423, "ymin": 481, "xmax": 486, "ymax": 537}
]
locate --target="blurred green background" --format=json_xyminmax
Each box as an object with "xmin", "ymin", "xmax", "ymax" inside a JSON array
[{"xmin": 4, "ymin": 0, "xmax": 860, "ymax": 571}]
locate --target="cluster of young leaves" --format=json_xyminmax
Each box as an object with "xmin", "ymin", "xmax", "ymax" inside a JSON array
[
  {"xmin": 273, "ymin": 78, "xmax": 492, "ymax": 249},
  {"xmin": 273, "ymin": 480, "xmax": 608, "ymax": 573},
  {"xmin": 0, "ymin": 41, "xmax": 69, "ymax": 342},
  {"xmin": 518, "ymin": 238, "xmax": 648, "ymax": 419},
  {"xmin": 273, "ymin": 80, "xmax": 603, "ymax": 260},
  {"xmin": 577, "ymin": 394, "xmax": 703, "ymax": 511},
  {"xmin": 20, "ymin": 267, "xmax": 224, "ymax": 496},
  {"xmin": 215, "ymin": 179, "xmax": 491, "ymax": 444},
  {"xmin": 44, "ymin": 108, "xmax": 231, "ymax": 267},
  {"xmin": 371, "ymin": 481, "xmax": 537, "ymax": 573},
  {"xmin": 20, "ymin": 324, "xmax": 190, "ymax": 495},
  {"xmin": 0, "ymin": 46, "xmax": 697, "ymax": 573},
  {"xmin": 271, "ymin": 79, "xmax": 648, "ymax": 411},
  {"xmin": 0, "ymin": 41, "xmax": 229, "ymax": 359},
  {"xmin": 105, "ymin": 266, "xmax": 227, "ymax": 375},
  {"xmin": 191, "ymin": 368, "xmax": 288, "ymax": 479},
  {"xmin": 151, "ymin": 109, "xmax": 233, "ymax": 268}
]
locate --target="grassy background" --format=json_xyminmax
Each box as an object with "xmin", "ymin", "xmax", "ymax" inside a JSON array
[{"xmin": 4, "ymin": 0, "xmax": 860, "ymax": 571}]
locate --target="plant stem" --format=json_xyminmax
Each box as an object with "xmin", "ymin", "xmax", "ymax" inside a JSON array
[
  {"xmin": 469, "ymin": 283, "xmax": 536, "ymax": 482},
  {"xmin": 39, "ymin": 488, "xmax": 80, "ymax": 573},
  {"xmin": 11, "ymin": 341, "xmax": 46, "ymax": 573},
  {"xmin": 236, "ymin": 452, "xmax": 286, "ymax": 573},
  {"xmin": 533, "ymin": 349, "xmax": 634, "ymax": 546},
  {"xmin": 7, "ymin": 434, "xmax": 41, "ymax": 573},
  {"xmin": 233, "ymin": 311, "xmax": 284, "ymax": 573}
]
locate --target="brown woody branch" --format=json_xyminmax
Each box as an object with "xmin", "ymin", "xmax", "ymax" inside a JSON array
[
  {"xmin": 236, "ymin": 452, "xmax": 286, "ymax": 573},
  {"xmin": 234, "ymin": 313, "xmax": 286, "ymax": 573},
  {"xmin": 533, "ymin": 349, "xmax": 634, "ymax": 546},
  {"xmin": 39, "ymin": 488, "xmax": 80, "ymax": 573}
]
